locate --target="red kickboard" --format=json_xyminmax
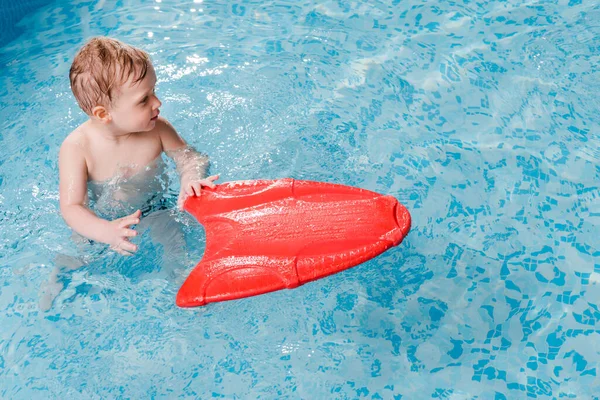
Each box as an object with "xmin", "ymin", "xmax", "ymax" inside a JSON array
[{"xmin": 177, "ymin": 179, "xmax": 411, "ymax": 307}]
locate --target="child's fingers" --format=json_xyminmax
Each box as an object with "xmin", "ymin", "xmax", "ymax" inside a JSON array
[
  {"xmin": 206, "ymin": 175, "xmax": 219, "ymax": 187},
  {"xmin": 119, "ymin": 240, "xmax": 138, "ymax": 253},
  {"xmin": 110, "ymin": 243, "xmax": 132, "ymax": 256},
  {"xmin": 191, "ymin": 182, "xmax": 202, "ymax": 196},
  {"xmin": 120, "ymin": 215, "xmax": 141, "ymax": 228},
  {"xmin": 116, "ymin": 248, "xmax": 132, "ymax": 256},
  {"xmin": 200, "ymin": 176, "xmax": 218, "ymax": 189},
  {"xmin": 121, "ymin": 228, "xmax": 137, "ymax": 238}
]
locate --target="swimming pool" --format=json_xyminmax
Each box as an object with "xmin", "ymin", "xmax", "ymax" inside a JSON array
[{"xmin": 1, "ymin": 0, "xmax": 598, "ymax": 398}]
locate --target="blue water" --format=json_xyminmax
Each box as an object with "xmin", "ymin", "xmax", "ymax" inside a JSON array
[
  {"xmin": 0, "ymin": 0, "xmax": 55, "ymax": 46},
  {"xmin": 1, "ymin": 0, "xmax": 599, "ymax": 398}
]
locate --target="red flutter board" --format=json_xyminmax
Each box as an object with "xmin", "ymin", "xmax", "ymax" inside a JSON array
[{"xmin": 177, "ymin": 179, "xmax": 411, "ymax": 307}]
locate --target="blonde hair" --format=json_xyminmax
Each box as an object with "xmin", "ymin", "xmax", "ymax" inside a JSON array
[{"xmin": 69, "ymin": 37, "xmax": 150, "ymax": 115}]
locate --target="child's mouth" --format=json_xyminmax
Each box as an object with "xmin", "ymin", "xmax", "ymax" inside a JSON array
[{"xmin": 151, "ymin": 111, "xmax": 160, "ymax": 121}]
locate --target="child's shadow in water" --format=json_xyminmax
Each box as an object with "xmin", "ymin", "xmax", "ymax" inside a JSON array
[{"xmin": 39, "ymin": 210, "xmax": 202, "ymax": 312}]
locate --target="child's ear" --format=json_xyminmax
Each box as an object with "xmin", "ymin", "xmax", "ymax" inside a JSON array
[{"xmin": 91, "ymin": 106, "xmax": 111, "ymax": 123}]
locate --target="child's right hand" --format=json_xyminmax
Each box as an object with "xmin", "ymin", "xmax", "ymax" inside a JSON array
[{"xmin": 105, "ymin": 210, "xmax": 141, "ymax": 256}]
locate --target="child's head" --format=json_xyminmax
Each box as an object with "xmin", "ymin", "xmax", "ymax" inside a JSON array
[{"xmin": 69, "ymin": 37, "xmax": 161, "ymax": 133}]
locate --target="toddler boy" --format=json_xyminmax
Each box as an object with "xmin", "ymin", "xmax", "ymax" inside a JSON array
[{"xmin": 59, "ymin": 36, "xmax": 217, "ymax": 255}]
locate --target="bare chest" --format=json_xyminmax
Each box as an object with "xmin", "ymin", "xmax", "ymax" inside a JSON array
[{"xmin": 86, "ymin": 133, "xmax": 163, "ymax": 182}]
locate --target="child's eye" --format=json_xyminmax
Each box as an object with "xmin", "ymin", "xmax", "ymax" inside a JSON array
[{"xmin": 140, "ymin": 97, "xmax": 148, "ymax": 104}]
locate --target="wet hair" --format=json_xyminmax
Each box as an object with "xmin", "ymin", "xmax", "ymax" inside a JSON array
[{"xmin": 69, "ymin": 37, "xmax": 150, "ymax": 115}]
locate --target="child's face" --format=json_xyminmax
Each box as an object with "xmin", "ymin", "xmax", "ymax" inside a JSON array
[{"xmin": 108, "ymin": 64, "xmax": 161, "ymax": 133}]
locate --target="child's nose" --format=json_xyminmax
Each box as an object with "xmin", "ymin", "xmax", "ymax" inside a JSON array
[{"xmin": 153, "ymin": 95, "xmax": 162, "ymax": 109}]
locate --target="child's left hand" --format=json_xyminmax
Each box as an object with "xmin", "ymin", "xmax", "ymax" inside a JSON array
[{"xmin": 178, "ymin": 174, "xmax": 220, "ymax": 209}]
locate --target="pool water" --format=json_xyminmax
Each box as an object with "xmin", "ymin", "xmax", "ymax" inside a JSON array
[{"xmin": 1, "ymin": 0, "xmax": 599, "ymax": 398}]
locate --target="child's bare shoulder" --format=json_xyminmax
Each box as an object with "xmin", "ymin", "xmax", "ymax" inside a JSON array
[
  {"xmin": 60, "ymin": 123, "xmax": 91, "ymax": 161},
  {"xmin": 153, "ymin": 116, "xmax": 177, "ymax": 135},
  {"xmin": 63, "ymin": 122, "xmax": 89, "ymax": 145},
  {"xmin": 152, "ymin": 116, "xmax": 185, "ymax": 150}
]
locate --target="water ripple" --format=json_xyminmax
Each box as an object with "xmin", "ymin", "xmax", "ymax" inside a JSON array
[{"xmin": 0, "ymin": 0, "xmax": 599, "ymax": 398}]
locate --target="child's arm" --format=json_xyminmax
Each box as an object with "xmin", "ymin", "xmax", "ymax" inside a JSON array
[
  {"xmin": 157, "ymin": 118, "xmax": 219, "ymax": 209},
  {"xmin": 59, "ymin": 140, "xmax": 140, "ymax": 255}
]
